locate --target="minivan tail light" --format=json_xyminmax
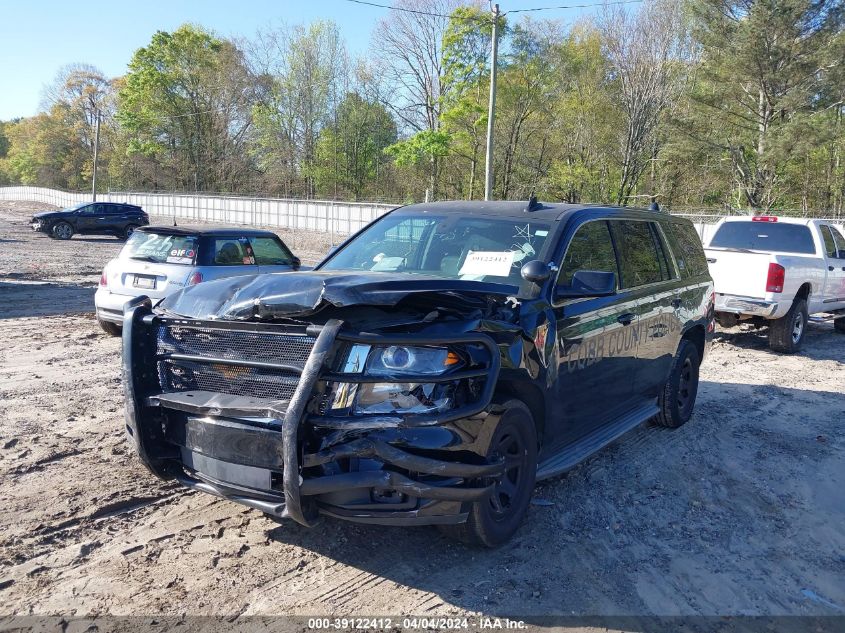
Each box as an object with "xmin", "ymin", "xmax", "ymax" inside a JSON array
[
  {"xmin": 187, "ymin": 271, "xmax": 203, "ymax": 286},
  {"xmin": 766, "ymin": 263, "xmax": 785, "ymax": 293}
]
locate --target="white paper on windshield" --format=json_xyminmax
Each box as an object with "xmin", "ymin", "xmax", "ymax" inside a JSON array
[
  {"xmin": 459, "ymin": 250, "xmax": 515, "ymax": 277},
  {"xmin": 166, "ymin": 256, "xmax": 193, "ymax": 264}
]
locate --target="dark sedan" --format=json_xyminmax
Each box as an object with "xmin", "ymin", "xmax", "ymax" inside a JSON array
[{"xmin": 31, "ymin": 202, "xmax": 149, "ymax": 240}]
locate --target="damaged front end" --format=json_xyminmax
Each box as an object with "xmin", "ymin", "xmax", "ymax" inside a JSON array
[{"xmin": 123, "ymin": 276, "xmax": 511, "ymax": 526}]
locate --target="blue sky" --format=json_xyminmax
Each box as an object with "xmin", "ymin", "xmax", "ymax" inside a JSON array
[{"xmin": 0, "ymin": 0, "xmax": 602, "ymax": 121}]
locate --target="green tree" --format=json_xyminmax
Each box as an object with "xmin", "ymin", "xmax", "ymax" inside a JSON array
[
  {"xmin": 117, "ymin": 24, "xmax": 255, "ymax": 192},
  {"xmin": 685, "ymin": 0, "xmax": 844, "ymax": 210},
  {"xmin": 313, "ymin": 92, "xmax": 397, "ymax": 199}
]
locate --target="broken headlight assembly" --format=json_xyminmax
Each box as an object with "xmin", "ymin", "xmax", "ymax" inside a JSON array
[{"xmin": 323, "ymin": 344, "xmax": 486, "ymax": 417}]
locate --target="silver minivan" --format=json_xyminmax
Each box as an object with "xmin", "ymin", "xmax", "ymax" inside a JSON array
[{"xmin": 95, "ymin": 226, "xmax": 300, "ymax": 334}]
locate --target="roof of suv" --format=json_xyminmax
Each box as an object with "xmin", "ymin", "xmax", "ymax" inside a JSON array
[
  {"xmin": 137, "ymin": 225, "xmax": 280, "ymax": 237},
  {"xmin": 394, "ymin": 200, "xmax": 666, "ymax": 222}
]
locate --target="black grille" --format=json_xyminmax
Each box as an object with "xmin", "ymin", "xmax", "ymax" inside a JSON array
[{"xmin": 156, "ymin": 324, "xmax": 316, "ymax": 402}]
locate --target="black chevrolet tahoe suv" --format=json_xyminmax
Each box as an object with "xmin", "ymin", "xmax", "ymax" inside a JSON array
[
  {"xmin": 31, "ymin": 202, "xmax": 149, "ymax": 240},
  {"xmin": 123, "ymin": 200, "xmax": 714, "ymax": 546}
]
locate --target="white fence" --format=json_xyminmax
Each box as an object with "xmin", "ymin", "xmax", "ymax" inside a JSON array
[
  {"xmin": 0, "ymin": 186, "xmax": 395, "ymax": 236},
  {"xmin": 1, "ymin": 186, "xmax": 841, "ymax": 244}
]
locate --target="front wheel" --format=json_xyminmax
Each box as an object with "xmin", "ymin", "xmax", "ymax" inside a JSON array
[
  {"xmin": 440, "ymin": 400, "xmax": 537, "ymax": 547},
  {"xmin": 769, "ymin": 298, "xmax": 808, "ymax": 353},
  {"xmin": 52, "ymin": 221, "xmax": 74, "ymax": 240},
  {"xmin": 654, "ymin": 339, "xmax": 701, "ymax": 429}
]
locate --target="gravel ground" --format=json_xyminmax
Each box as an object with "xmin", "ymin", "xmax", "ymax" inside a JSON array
[{"xmin": 0, "ymin": 200, "xmax": 843, "ymax": 621}]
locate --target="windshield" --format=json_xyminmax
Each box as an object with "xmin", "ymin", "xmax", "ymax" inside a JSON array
[
  {"xmin": 320, "ymin": 213, "xmax": 552, "ymax": 286},
  {"xmin": 121, "ymin": 231, "xmax": 199, "ymax": 265},
  {"xmin": 63, "ymin": 203, "xmax": 87, "ymax": 212},
  {"xmin": 709, "ymin": 221, "xmax": 816, "ymax": 255}
]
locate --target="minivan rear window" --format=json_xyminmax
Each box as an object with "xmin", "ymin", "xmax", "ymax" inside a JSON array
[
  {"xmin": 122, "ymin": 232, "xmax": 198, "ymax": 265},
  {"xmin": 709, "ymin": 222, "xmax": 815, "ymax": 254}
]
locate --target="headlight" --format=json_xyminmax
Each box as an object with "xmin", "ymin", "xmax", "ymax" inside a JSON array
[
  {"xmin": 353, "ymin": 382, "xmax": 455, "ymax": 415},
  {"xmin": 366, "ymin": 345, "xmax": 462, "ymax": 377},
  {"xmin": 322, "ymin": 342, "xmax": 488, "ymax": 418}
]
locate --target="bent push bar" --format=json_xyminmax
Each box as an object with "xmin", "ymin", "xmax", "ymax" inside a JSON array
[{"xmin": 124, "ymin": 304, "xmax": 503, "ymax": 528}]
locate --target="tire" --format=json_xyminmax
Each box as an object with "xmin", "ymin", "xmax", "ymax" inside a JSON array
[
  {"xmin": 122, "ymin": 224, "xmax": 140, "ymax": 240},
  {"xmin": 834, "ymin": 317, "xmax": 845, "ymax": 334},
  {"xmin": 440, "ymin": 400, "xmax": 537, "ymax": 547},
  {"xmin": 52, "ymin": 221, "xmax": 74, "ymax": 240},
  {"xmin": 769, "ymin": 298, "xmax": 808, "ymax": 353},
  {"xmin": 97, "ymin": 317, "xmax": 122, "ymax": 336},
  {"xmin": 654, "ymin": 339, "xmax": 700, "ymax": 429}
]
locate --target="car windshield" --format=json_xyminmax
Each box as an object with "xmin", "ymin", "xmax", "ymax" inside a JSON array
[
  {"xmin": 320, "ymin": 213, "xmax": 552, "ymax": 286},
  {"xmin": 709, "ymin": 221, "xmax": 816, "ymax": 254},
  {"xmin": 121, "ymin": 231, "xmax": 199, "ymax": 265},
  {"xmin": 63, "ymin": 203, "xmax": 87, "ymax": 212}
]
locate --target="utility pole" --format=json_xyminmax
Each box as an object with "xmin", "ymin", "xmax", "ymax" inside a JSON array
[
  {"xmin": 92, "ymin": 109, "xmax": 101, "ymax": 201},
  {"xmin": 484, "ymin": 3, "xmax": 500, "ymax": 201}
]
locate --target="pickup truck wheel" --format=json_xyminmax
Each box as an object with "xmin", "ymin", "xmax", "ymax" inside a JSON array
[
  {"xmin": 769, "ymin": 298, "xmax": 808, "ymax": 353},
  {"xmin": 439, "ymin": 400, "xmax": 537, "ymax": 547},
  {"xmin": 52, "ymin": 221, "xmax": 74, "ymax": 240},
  {"xmin": 654, "ymin": 339, "xmax": 700, "ymax": 428},
  {"xmin": 97, "ymin": 317, "xmax": 121, "ymax": 336},
  {"xmin": 834, "ymin": 317, "xmax": 845, "ymax": 334}
]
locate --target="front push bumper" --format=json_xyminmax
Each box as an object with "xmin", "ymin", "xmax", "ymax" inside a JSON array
[{"xmin": 122, "ymin": 298, "xmax": 506, "ymax": 527}]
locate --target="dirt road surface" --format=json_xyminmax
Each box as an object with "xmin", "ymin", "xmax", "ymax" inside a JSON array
[{"xmin": 1, "ymin": 200, "xmax": 843, "ymax": 620}]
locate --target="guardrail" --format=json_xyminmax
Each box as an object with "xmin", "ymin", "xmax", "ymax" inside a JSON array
[
  {"xmin": 2, "ymin": 186, "xmax": 842, "ymax": 244},
  {"xmin": 0, "ymin": 186, "xmax": 396, "ymax": 238}
]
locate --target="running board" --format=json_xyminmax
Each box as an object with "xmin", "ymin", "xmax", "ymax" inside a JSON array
[{"xmin": 536, "ymin": 402, "xmax": 659, "ymax": 480}]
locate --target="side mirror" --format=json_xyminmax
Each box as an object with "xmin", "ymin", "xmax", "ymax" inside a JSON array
[
  {"xmin": 291, "ymin": 256, "xmax": 302, "ymax": 270},
  {"xmin": 556, "ymin": 270, "xmax": 616, "ymax": 298},
  {"xmin": 521, "ymin": 260, "xmax": 554, "ymax": 284}
]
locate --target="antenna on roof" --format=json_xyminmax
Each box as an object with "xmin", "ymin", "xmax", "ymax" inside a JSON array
[
  {"xmin": 649, "ymin": 201, "xmax": 661, "ymax": 212},
  {"xmin": 173, "ymin": 214, "xmax": 177, "ymax": 227},
  {"xmin": 525, "ymin": 193, "xmax": 541, "ymax": 212}
]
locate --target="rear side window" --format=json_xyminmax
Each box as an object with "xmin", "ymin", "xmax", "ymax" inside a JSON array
[
  {"xmin": 821, "ymin": 226, "xmax": 837, "ymax": 258},
  {"xmin": 122, "ymin": 232, "xmax": 198, "ymax": 265},
  {"xmin": 557, "ymin": 220, "xmax": 618, "ymax": 289},
  {"xmin": 709, "ymin": 222, "xmax": 815, "ymax": 254},
  {"xmin": 610, "ymin": 220, "xmax": 667, "ymax": 289},
  {"xmin": 829, "ymin": 226, "xmax": 845, "ymax": 258},
  {"xmin": 250, "ymin": 237, "xmax": 295, "ymax": 265},
  {"xmin": 211, "ymin": 238, "xmax": 255, "ymax": 266},
  {"xmin": 669, "ymin": 221, "xmax": 709, "ymax": 278}
]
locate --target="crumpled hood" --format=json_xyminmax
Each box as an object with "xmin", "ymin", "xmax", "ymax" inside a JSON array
[{"xmin": 158, "ymin": 270, "xmax": 515, "ymax": 320}]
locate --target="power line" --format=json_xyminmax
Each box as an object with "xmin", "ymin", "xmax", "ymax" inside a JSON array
[
  {"xmin": 343, "ymin": 0, "xmax": 486, "ymax": 21},
  {"xmin": 343, "ymin": 0, "xmax": 644, "ymax": 20},
  {"xmin": 507, "ymin": 0, "xmax": 643, "ymax": 13}
]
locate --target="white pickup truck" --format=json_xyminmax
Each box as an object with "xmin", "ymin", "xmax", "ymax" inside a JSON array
[{"xmin": 704, "ymin": 215, "xmax": 845, "ymax": 352}]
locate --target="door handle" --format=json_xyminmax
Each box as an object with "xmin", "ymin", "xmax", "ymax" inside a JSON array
[
  {"xmin": 617, "ymin": 313, "xmax": 636, "ymax": 326},
  {"xmin": 706, "ymin": 258, "xmax": 716, "ymax": 264},
  {"xmin": 829, "ymin": 265, "xmax": 835, "ymax": 271},
  {"xmin": 671, "ymin": 298, "xmax": 682, "ymax": 309}
]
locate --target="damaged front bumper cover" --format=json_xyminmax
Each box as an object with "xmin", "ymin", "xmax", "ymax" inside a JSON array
[{"xmin": 122, "ymin": 297, "xmax": 505, "ymax": 527}]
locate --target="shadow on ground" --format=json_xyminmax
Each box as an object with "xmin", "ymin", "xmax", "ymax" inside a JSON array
[
  {"xmin": 259, "ymin": 380, "xmax": 845, "ymax": 618},
  {"xmin": 0, "ymin": 280, "xmax": 95, "ymax": 319},
  {"xmin": 714, "ymin": 320, "xmax": 845, "ymax": 362}
]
